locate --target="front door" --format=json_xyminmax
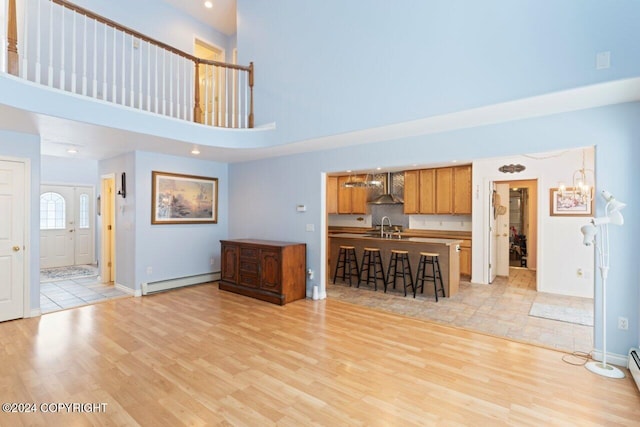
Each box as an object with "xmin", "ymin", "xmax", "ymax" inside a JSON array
[
  {"xmin": 488, "ymin": 182, "xmax": 498, "ymax": 283},
  {"xmin": 40, "ymin": 185, "xmax": 95, "ymax": 268},
  {"xmin": 0, "ymin": 159, "xmax": 26, "ymax": 322}
]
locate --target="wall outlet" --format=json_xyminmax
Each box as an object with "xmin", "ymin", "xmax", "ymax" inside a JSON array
[
  {"xmin": 210, "ymin": 257, "xmax": 215, "ymax": 266},
  {"xmin": 596, "ymin": 51, "xmax": 610, "ymax": 70},
  {"xmin": 576, "ymin": 268, "xmax": 583, "ymax": 278},
  {"xmin": 618, "ymin": 316, "xmax": 628, "ymax": 330},
  {"xmin": 146, "ymin": 266, "xmax": 152, "ymax": 275}
]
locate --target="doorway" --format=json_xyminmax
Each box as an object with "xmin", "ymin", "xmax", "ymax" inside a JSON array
[
  {"xmin": 493, "ymin": 179, "xmax": 538, "ymax": 288},
  {"xmin": 194, "ymin": 39, "xmax": 225, "ymax": 126},
  {"xmin": 40, "ymin": 184, "xmax": 95, "ymax": 268}
]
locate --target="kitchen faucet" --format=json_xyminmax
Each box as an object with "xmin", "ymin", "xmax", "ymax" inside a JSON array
[{"xmin": 381, "ymin": 216, "xmax": 392, "ymax": 238}]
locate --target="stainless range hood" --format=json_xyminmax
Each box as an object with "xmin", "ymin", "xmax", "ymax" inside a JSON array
[{"xmin": 368, "ymin": 172, "xmax": 404, "ymax": 205}]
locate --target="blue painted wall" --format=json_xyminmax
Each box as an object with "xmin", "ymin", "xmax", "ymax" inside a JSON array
[
  {"xmin": 228, "ymin": 102, "xmax": 640, "ymax": 357},
  {"xmin": 237, "ymin": 0, "xmax": 640, "ymax": 145},
  {"xmin": 134, "ymin": 151, "xmax": 228, "ymax": 290}
]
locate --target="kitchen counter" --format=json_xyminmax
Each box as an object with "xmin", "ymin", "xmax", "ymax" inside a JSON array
[{"xmin": 329, "ymin": 234, "xmax": 461, "ymax": 297}]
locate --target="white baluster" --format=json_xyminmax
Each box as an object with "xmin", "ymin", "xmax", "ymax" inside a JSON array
[
  {"xmin": 71, "ymin": 9, "xmax": 77, "ymax": 92},
  {"xmin": 20, "ymin": 0, "xmax": 29, "ymax": 78},
  {"xmin": 162, "ymin": 49, "xmax": 166, "ymax": 115},
  {"xmin": 102, "ymin": 23, "xmax": 107, "ymax": 100},
  {"xmin": 59, "ymin": 5, "xmax": 65, "ymax": 90},
  {"xmin": 138, "ymin": 38, "xmax": 142, "ymax": 109},
  {"xmin": 169, "ymin": 52, "xmax": 173, "ymax": 117},
  {"xmin": 112, "ymin": 26, "xmax": 116, "ymax": 102},
  {"xmin": 228, "ymin": 67, "xmax": 229, "ymax": 127},
  {"xmin": 47, "ymin": 0, "xmax": 53, "ymax": 86},
  {"xmin": 82, "ymin": 14, "xmax": 87, "ymax": 95},
  {"xmin": 154, "ymin": 44, "xmax": 158, "ymax": 113},
  {"xmin": 129, "ymin": 35, "xmax": 134, "ymax": 107},
  {"xmin": 35, "ymin": 0, "xmax": 41, "ymax": 84},
  {"xmin": 231, "ymin": 68, "xmax": 237, "ymax": 128},
  {"xmin": 121, "ymin": 31, "xmax": 125, "ymax": 105},
  {"xmin": 146, "ymin": 41, "xmax": 151, "ymax": 111},
  {"xmin": 92, "ymin": 17, "xmax": 97, "ymax": 97},
  {"xmin": 203, "ymin": 65, "xmax": 209, "ymax": 125}
]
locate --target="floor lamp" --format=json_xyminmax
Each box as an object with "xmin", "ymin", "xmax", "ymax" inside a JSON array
[{"xmin": 580, "ymin": 190, "xmax": 626, "ymax": 379}]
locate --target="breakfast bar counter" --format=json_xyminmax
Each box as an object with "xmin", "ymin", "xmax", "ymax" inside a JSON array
[{"xmin": 329, "ymin": 233, "xmax": 462, "ymax": 297}]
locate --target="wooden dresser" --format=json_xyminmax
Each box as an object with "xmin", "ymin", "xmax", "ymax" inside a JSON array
[{"xmin": 219, "ymin": 239, "xmax": 307, "ymax": 305}]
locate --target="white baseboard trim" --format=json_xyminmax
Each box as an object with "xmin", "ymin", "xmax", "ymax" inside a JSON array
[
  {"xmin": 591, "ymin": 349, "xmax": 628, "ymax": 368},
  {"xmin": 141, "ymin": 272, "xmax": 220, "ymax": 296},
  {"xmin": 115, "ymin": 283, "xmax": 142, "ymax": 297},
  {"xmin": 29, "ymin": 308, "xmax": 42, "ymax": 318},
  {"xmin": 306, "ymin": 287, "xmax": 327, "ymax": 300}
]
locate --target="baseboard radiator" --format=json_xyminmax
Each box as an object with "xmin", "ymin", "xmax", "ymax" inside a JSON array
[
  {"xmin": 141, "ymin": 272, "xmax": 220, "ymax": 295},
  {"xmin": 629, "ymin": 348, "xmax": 640, "ymax": 392}
]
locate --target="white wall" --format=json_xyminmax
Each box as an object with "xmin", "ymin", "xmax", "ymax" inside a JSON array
[
  {"xmin": 472, "ymin": 148, "xmax": 595, "ymax": 298},
  {"xmin": 41, "ymin": 155, "xmax": 99, "ymax": 187}
]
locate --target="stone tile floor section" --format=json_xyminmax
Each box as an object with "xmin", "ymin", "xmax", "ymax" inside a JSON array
[
  {"xmin": 328, "ymin": 268, "xmax": 593, "ymax": 354},
  {"xmin": 40, "ymin": 276, "xmax": 129, "ymax": 314}
]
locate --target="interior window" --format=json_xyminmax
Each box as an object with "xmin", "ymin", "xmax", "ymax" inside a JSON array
[{"xmin": 79, "ymin": 193, "xmax": 89, "ymax": 229}]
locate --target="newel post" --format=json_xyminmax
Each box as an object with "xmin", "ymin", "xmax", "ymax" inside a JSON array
[
  {"xmin": 248, "ymin": 61, "xmax": 254, "ymax": 128},
  {"xmin": 7, "ymin": 0, "xmax": 19, "ymax": 75},
  {"xmin": 193, "ymin": 59, "xmax": 202, "ymax": 123}
]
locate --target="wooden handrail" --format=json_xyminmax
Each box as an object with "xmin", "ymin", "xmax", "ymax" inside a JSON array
[{"xmin": 7, "ymin": 0, "xmax": 18, "ymax": 75}]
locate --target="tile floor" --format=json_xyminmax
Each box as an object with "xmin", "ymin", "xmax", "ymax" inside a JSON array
[
  {"xmin": 40, "ymin": 276, "xmax": 129, "ymax": 314},
  {"xmin": 328, "ymin": 267, "xmax": 594, "ymax": 354}
]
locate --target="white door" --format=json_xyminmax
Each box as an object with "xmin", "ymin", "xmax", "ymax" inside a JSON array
[
  {"xmin": 495, "ymin": 183, "xmax": 511, "ymax": 276},
  {"xmin": 0, "ymin": 160, "xmax": 26, "ymax": 322},
  {"xmin": 40, "ymin": 185, "xmax": 94, "ymax": 268},
  {"xmin": 488, "ymin": 182, "xmax": 498, "ymax": 283}
]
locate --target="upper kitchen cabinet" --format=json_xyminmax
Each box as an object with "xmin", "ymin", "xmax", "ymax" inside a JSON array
[
  {"xmin": 327, "ymin": 176, "xmax": 338, "ymax": 214},
  {"xmin": 337, "ymin": 175, "xmax": 368, "ymax": 214},
  {"xmin": 404, "ymin": 169, "xmax": 435, "ymax": 214},
  {"xmin": 453, "ymin": 165, "xmax": 472, "ymax": 214},
  {"xmin": 404, "ymin": 165, "xmax": 472, "ymax": 215}
]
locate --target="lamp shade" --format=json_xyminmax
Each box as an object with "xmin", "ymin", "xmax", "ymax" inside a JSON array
[{"xmin": 580, "ymin": 223, "xmax": 598, "ymax": 246}]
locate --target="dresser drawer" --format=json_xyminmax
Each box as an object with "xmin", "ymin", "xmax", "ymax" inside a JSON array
[
  {"xmin": 240, "ymin": 247, "xmax": 259, "ymax": 260},
  {"xmin": 239, "ymin": 273, "xmax": 259, "ymax": 288},
  {"xmin": 239, "ymin": 261, "xmax": 259, "ymax": 274}
]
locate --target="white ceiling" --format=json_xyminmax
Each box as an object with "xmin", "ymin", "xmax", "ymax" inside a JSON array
[{"xmin": 162, "ymin": 0, "xmax": 237, "ymax": 36}]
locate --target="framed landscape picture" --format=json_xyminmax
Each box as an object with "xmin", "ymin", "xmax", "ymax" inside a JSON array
[
  {"xmin": 152, "ymin": 171, "xmax": 218, "ymax": 224},
  {"xmin": 549, "ymin": 187, "xmax": 593, "ymax": 217}
]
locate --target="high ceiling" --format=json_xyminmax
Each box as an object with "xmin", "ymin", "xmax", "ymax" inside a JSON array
[{"xmin": 162, "ymin": 0, "xmax": 237, "ymax": 36}]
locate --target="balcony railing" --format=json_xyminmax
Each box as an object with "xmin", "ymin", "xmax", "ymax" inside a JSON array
[{"xmin": 1, "ymin": 0, "xmax": 254, "ymax": 128}]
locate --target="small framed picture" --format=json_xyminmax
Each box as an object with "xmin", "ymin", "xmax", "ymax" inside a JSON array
[
  {"xmin": 152, "ymin": 171, "xmax": 218, "ymax": 224},
  {"xmin": 549, "ymin": 187, "xmax": 593, "ymax": 217}
]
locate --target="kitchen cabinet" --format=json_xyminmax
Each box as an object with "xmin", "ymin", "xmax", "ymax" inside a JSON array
[
  {"xmin": 337, "ymin": 175, "xmax": 368, "ymax": 214},
  {"xmin": 404, "ymin": 169, "xmax": 436, "ymax": 214},
  {"xmin": 459, "ymin": 239, "xmax": 471, "ymax": 276},
  {"xmin": 219, "ymin": 239, "xmax": 306, "ymax": 305},
  {"xmin": 327, "ymin": 176, "xmax": 338, "ymax": 214},
  {"xmin": 435, "ymin": 167, "xmax": 453, "ymax": 214},
  {"xmin": 453, "ymin": 165, "xmax": 472, "ymax": 214}
]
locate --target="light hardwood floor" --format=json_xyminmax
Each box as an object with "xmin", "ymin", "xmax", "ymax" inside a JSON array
[{"xmin": 1, "ymin": 283, "xmax": 638, "ymax": 426}]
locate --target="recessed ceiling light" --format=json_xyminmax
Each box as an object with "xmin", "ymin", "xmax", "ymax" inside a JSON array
[
  {"xmin": 67, "ymin": 148, "xmax": 78, "ymax": 154},
  {"xmin": 204, "ymin": 1, "xmax": 213, "ymax": 8},
  {"xmin": 451, "ymin": 159, "xmax": 458, "ymax": 163},
  {"xmin": 376, "ymin": 167, "xmax": 382, "ymax": 170},
  {"xmin": 191, "ymin": 147, "xmax": 201, "ymax": 155}
]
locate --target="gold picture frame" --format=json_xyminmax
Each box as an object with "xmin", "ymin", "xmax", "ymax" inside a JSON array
[
  {"xmin": 152, "ymin": 171, "xmax": 218, "ymax": 224},
  {"xmin": 549, "ymin": 187, "xmax": 593, "ymax": 217}
]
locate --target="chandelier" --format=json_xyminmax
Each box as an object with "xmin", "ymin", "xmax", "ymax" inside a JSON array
[
  {"xmin": 341, "ymin": 172, "xmax": 382, "ymax": 188},
  {"xmin": 559, "ymin": 149, "xmax": 594, "ymax": 205}
]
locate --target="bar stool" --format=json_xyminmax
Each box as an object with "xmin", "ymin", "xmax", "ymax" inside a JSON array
[
  {"xmin": 358, "ymin": 247, "xmax": 385, "ymax": 291},
  {"xmin": 415, "ymin": 252, "xmax": 445, "ymax": 301},
  {"xmin": 385, "ymin": 250, "xmax": 414, "ymax": 296},
  {"xmin": 333, "ymin": 246, "xmax": 360, "ymax": 286}
]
